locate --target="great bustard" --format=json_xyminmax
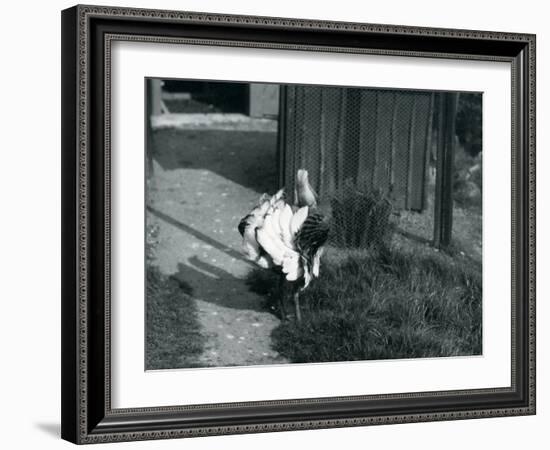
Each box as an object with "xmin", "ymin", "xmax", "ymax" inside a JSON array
[{"xmin": 238, "ymin": 169, "xmax": 329, "ymax": 321}]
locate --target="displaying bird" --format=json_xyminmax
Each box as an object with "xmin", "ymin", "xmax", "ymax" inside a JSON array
[{"xmin": 238, "ymin": 169, "xmax": 329, "ymax": 321}]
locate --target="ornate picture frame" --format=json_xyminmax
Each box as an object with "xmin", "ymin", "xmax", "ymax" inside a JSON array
[{"xmin": 61, "ymin": 4, "xmax": 536, "ymax": 444}]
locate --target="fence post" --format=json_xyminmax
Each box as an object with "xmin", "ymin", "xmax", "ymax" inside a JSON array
[
  {"xmin": 433, "ymin": 92, "xmax": 458, "ymax": 248},
  {"xmin": 146, "ymin": 79, "xmax": 162, "ymax": 204},
  {"xmin": 276, "ymin": 85, "xmax": 288, "ymax": 189}
]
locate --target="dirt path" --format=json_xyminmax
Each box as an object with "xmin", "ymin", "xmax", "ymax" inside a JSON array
[{"xmin": 148, "ymin": 128, "xmax": 288, "ymax": 368}]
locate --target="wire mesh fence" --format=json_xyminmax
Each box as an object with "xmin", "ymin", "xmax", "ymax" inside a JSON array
[{"xmin": 280, "ymin": 85, "xmax": 436, "ymax": 250}]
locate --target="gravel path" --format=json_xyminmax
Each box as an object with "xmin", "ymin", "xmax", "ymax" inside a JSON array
[{"xmin": 148, "ymin": 127, "xmax": 288, "ymax": 368}]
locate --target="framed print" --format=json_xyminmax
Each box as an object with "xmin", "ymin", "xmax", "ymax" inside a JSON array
[{"xmin": 61, "ymin": 4, "xmax": 536, "ymax": 444}]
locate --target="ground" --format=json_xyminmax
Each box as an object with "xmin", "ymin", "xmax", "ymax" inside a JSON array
[{"xmin": 147, "ymin": 125, "xmax": 288, "ymax": 368}]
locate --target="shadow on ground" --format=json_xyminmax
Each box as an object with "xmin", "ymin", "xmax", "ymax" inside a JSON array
[
  {"xmin": 172, "ymin": 256, "xmax": 269, "ymax": 313},
  {"xmin": 151, "ymin": 129, "xmax": 278, "ymax": 194},
  {"xmin": 148, "ymin": 205, "xmax": 253, "ymax": 265}
]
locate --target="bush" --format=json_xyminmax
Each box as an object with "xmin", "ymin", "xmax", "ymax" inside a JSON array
[
  {"xmin": 456, "ymin": 93, "xmax": 482, "ymax": 157},
  {"xmin": 330, "ymin": 187, "xmax": 393, "ymax": 250},
  {"xmin": 453, "ymin": 148, "xmax": 482, "ymax": 209}
]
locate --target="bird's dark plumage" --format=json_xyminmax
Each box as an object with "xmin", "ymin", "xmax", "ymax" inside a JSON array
[
  {"xmin": 238, "ymin": 215, "xmax": 250, "ymax": 237},
  {"xmin": 295, "ymin": 212, "xmax": 329, "ymax": 255}
]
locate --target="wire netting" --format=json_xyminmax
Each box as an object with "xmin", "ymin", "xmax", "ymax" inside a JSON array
[{"xmin": 280, "ymin": 85, "xmax": 436, "ymax": 250}]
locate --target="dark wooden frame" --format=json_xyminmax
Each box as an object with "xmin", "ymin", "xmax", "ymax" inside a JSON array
[{"xmin": 61, "ymin": 4, "xmax": 536, "ymax": 444}]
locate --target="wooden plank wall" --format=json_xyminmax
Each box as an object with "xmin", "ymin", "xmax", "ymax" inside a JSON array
[{"xmin": 282, "ymin": 86, "xmax": 434, "ymax": 211}]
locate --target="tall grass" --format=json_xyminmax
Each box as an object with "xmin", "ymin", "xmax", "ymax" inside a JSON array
[{"xmin": 248, "ymin": 246, "xmax": 481, "ymax": 363}]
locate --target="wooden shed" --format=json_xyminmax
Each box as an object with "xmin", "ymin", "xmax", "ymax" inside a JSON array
[{"xmin": 278, "ymin": 85, "xmax": 435, "ymax": 211}]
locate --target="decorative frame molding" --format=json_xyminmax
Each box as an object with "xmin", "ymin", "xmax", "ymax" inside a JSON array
[{"xmin": 61, "ymin": 4, "xmax": 536, "ymax": 444}]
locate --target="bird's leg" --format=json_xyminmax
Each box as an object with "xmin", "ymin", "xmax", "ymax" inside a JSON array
[
  {"xmin": 293, "ymin": 289, "xmax": 302, "ymax": 323},
  {"xmin": 278, "ymin": 272, "xmax": 288, "ymax": 321}
]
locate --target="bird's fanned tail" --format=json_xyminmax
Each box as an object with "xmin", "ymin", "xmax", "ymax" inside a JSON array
[{"xmin": 238, "ymin": 170, "xmax": 329, "ymax": 290}]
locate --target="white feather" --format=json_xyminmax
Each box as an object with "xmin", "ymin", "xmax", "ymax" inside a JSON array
[
  {"xmin": 279, "ymin": 204, "xmax": 294, "ymax": 248},
  {"xmin": 263, "ymin": 212, "xmax": 280, "ymax": 243},
  {"xmin": 270, "ymin": 188, "xmax": 284, "ymax": 206},
  {"xmin": 256, "ymin": 198, "xmax": 271, "ymax": 216},
  {"xmin": 281, "ymin": 252, "xmax": 302, "ymax": 281},
  {"xmin": 290, "ymin": 206, "xmax": 308, "ymax": 236},
  {"xmin": 240, "ymin": 199, "xmax": 271, "ymax": 260},
  {"xmin": 256, "ymin": 255, "xmax": 273, "ymax": 269},
  {"xmin": 256, "ymin": 227, "xmax": 286, "ymax": 265},
  {"xmin": 242, "ymin": 231, "xmax": 261, "ymax": 260},
  {"xmin": 269, "ymin": 203, "xmax": 283, "ymax": 238},
  {"xmin": 302, "ymin": 266, "xmax": 312, "ymax": 289},
  {"xmin": 312, "ymin": 248, "xmax": 324, "ymax": 277}
]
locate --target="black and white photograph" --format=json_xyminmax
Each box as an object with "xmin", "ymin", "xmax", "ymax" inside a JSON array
[
  {"xmin": 1, "ymin": 0, "xmax": 545, "ymax": 447},
  {"xmin": 145, "ymin": 79, "xmax": 483, "ymax": 370}
]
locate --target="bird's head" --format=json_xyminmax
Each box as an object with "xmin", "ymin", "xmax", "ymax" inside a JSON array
[{"xmin": 295, "ymin": 169, "xmax": 318, "ymax": 208}]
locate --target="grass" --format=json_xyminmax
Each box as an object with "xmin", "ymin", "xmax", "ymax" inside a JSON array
[
  {"xmin": 247, "ymin": 245, "xmax": 481, "ymax": 364},
  {"xmin": 145, "ymin": 266, "xmax": 206, "ymax": 370}
]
